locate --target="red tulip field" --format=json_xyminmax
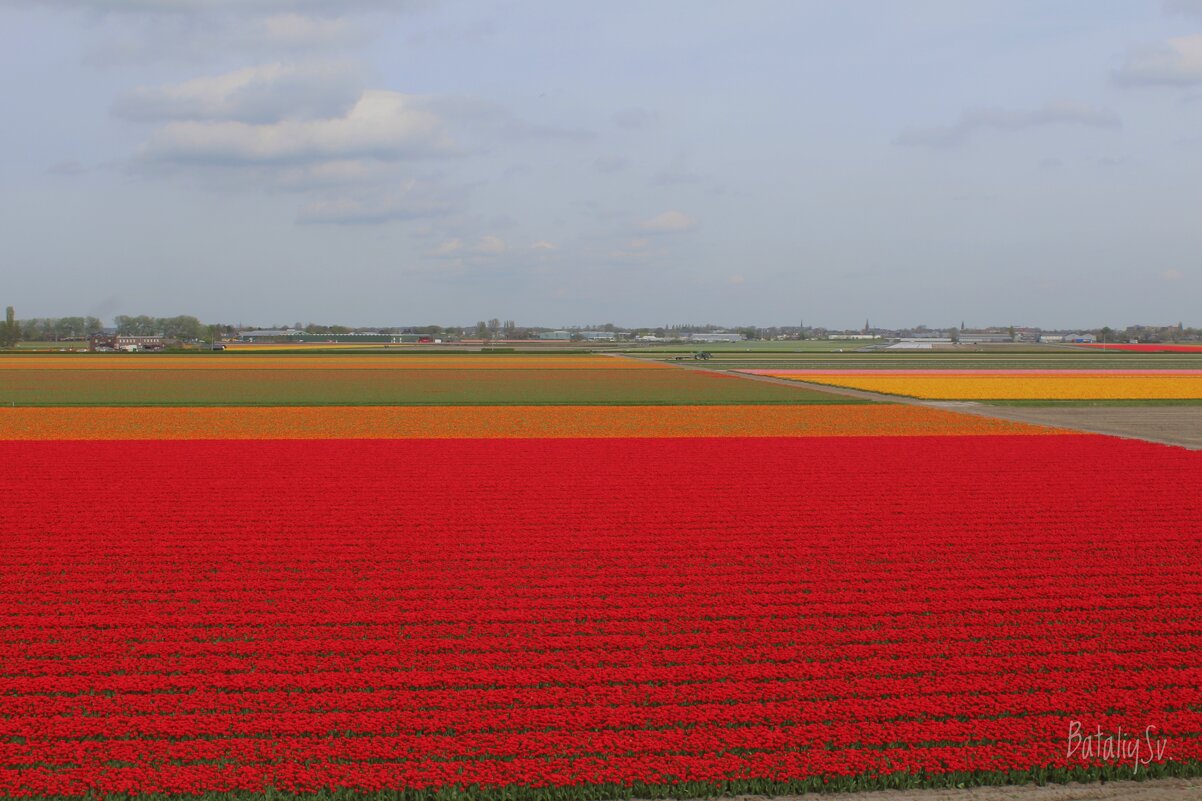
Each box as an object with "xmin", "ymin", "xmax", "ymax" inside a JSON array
[{"xmin": 3, "ymin": 433, "xmax": 1202, "ymax": 799}]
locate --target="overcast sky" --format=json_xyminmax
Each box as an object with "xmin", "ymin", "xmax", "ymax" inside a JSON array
[{"xmin": 3, "ymin": 1, "xmax": 1202, "ymax": 328}]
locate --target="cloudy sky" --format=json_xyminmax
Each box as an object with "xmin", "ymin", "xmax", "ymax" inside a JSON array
[{"xmin": 3, "ymin": 1, "xmax": 1202, "ymax": 328}]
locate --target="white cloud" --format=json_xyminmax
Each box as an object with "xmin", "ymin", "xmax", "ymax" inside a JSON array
[
  {"xmin": 256, "ymin": 14, "xmax": 366, "ymax": 50},
  {"xmin": 1114, "ymin": 35, "xmax": 1202, "ymax": 87},
  {"xmin": 1161, "ymin": 268, "xmax": 1185, "ymax": 281},
  {"xmin": 114, "ymin": 63, "xmax": 364, "ymax": 124},
  {"xmin": 428, "ymin": 239, "xmax": 463, "ymax": 257},
  {"xmin": 638, "ymin": 210, "xmax": 698, "ymax": 233},
  {"xmin": 79, "ymin": 9, "xmax": 379, "ymax": 65},
  {"xmin": 530, "ymin": 240, "xmax": 557, "ymax": 251},
  {"xmin": 138, "ymin": 90, "xmax": 454, "ymax": 165},
  {"xmin": 416, "ymin": 96, "xmax": 594, "ymax": 142},
  {"xmin": 427, "ymin": 235, "xmax": 508, "ymax": 258},
  {"xmin": 895, "ymin": 102, "xmax": 1121, "ymax": 148},
  {"xmin": 267, "ymin": 159, "xmax": 382, "ymax": 191},
  {"xmin": 296, "ymin": 180, "xmax": 456, "ymax": 225},
  {"xmin": 473, "ymin": 235, "xmax": 507, "ymax": 254}
]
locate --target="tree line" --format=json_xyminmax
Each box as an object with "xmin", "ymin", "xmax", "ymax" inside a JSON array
[
  {"xmin": 0, "ymin": 309, "xmax": 208, "ymax": 344},
  {"xmin": 18, "ymin": 316, "xmax": 105, "ymax": 341},
  {"xmin": 112, "ymin": 315, "xmax": 206, "ymax": 340}
]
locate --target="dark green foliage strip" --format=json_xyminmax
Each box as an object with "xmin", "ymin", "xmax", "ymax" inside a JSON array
[
  {"xmin": 8, "ymin": 761, "xmax": 1202, "ymax": 801},
  {"xmin": 0, "ymin": 369, "xmax": 866, "ymax": 407}
]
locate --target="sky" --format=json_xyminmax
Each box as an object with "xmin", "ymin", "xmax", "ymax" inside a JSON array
[{"xmin": 2, "ymin": 0, "xmax": 1202, "ymax": 329}]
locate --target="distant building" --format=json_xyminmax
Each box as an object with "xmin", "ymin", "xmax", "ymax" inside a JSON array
[
  {"xmin": 237, "ymin": 330, "xmax": 437, "ymax": 344},
  {"xmin": 90, "ymin": 335, "xmax": 171, "ymax": 352},
  {"xmin": 579, "ymin": 331, "xmax": 618, "ymax": 341},
  {"xmin": 538, "ymin": 330, "xmax": 572, "ymax": 340},
  {"xmin": 689, "ymin": 332, "xmax": 743, "ymax": 343},
  {"xmin": 888, "ymin": 337, "xmax": 951, "ymax": 349},
  {"xmin": 886, "ymin": 342, "xmax": 934, "ymax": 350},
  {"xmin": 958, "ymin": 333, "xmax": 1016, "ymax": 344},
  {"xmin": 239, "ymin": 329, "xmax": 301, "ymax": 341}
]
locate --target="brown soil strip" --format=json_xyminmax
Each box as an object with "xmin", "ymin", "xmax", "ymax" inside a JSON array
[
  {"xmin": 656, "ymin": 360, "xmax": 1202, "ymax": 450},
  {"xmin": 931, "ymin": 405, "xmax": 1202, "ymax": 450},
  {"xmin": 721, "ymin": 776, "xmax": 1202, "ymax": 801}
]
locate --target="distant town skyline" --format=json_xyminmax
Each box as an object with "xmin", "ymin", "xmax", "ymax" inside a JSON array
[
  {"xmin": 7, "ymin": 303, "xmax": 1192, "ymax": 334},
  {"xmin": 3, "ymin": 1, "xmax": 1202, "ymax": 328}
]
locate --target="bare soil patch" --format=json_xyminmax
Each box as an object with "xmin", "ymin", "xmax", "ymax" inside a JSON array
[
  {"xmin": 723, "ymin": 777, "xmax": 1202, "ymax": 801},
  {"xmin": 709, "ymin": 366, "xmax": 1202, "ymax": 449},
  {"xmin": 938, "ymin": 406, "xmax": 1202, "ymax": 450}
]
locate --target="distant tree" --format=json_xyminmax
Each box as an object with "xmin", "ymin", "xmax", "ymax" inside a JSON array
[
  {"xmin": 58, "ymin": 317, "xmax": 86, "ymax": 340},
  {"xmin": 0, "ymin": 306, "xmax": 18, "ymax": 347},
  {"xmin": 475, "ymin": 321, "xmax": 489, "ymax": 340},
  {"xmin": 115, "ymin": 315, "xmax": 157, "ymax": 336},
  {"xmin": 949, "ymin": 326, "xmax": 959, "ymax": 344},
  {"xmin": 161, "ymin": 316, "xmax": 204, "ymax": 340},
  {"xmin": 1100, "ymin": 326, "xmax": 1113, "ymax": 344},
  {"xmin": 21, "ymin": 318, "xmax": 50, "ymax": 341}
]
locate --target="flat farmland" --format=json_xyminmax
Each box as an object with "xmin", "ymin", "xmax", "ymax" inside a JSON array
[
  {"xmin": 3, "ymin": 436, "xmax": 1202, "ymax": 798},
  {"xmin": 648, "ymin": 353, "xmax": 1202, "ymax": 372},
  {"xmin": 0, "ymin": 356, "xmax": 858, "ymax": 406},
  {"xmin": 2, "ymin": 352, "xmax": 1200, "ymax": 800},
  {"xmin": 0, "ymin": 404, "xmax": 1060, "ymax": 440},
  {"xmin": 740, "ymin": 370, "xmax": 1202, "ymax": 402},
  {"xmin": 0, "ymin": 356, "xmax": 651, "ymax": 370},
  {"xmin": 1077, "ymin": 344, "xmax": 1202, "ymax": 353}
]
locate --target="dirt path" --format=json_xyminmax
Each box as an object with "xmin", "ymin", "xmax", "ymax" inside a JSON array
[
  {"xmin": 717, "ymin": 777, "xmax": 1202, "ymax": 801},
  {"xmin": 927, "ymin": 405, "xmax": 1202, "ymax": 450},
  {"xmin": 672, "ymin": 362, "xmax": 1202, "ymax": 450},
  {"xmin": 721, "ymin": 777, "xmax": 1202, "ymax": 801}
]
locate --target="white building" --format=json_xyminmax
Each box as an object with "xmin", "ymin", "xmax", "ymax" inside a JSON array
[{"xmin": 690, "ymin": 332, "xmax": 743, "ymax": 343}]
